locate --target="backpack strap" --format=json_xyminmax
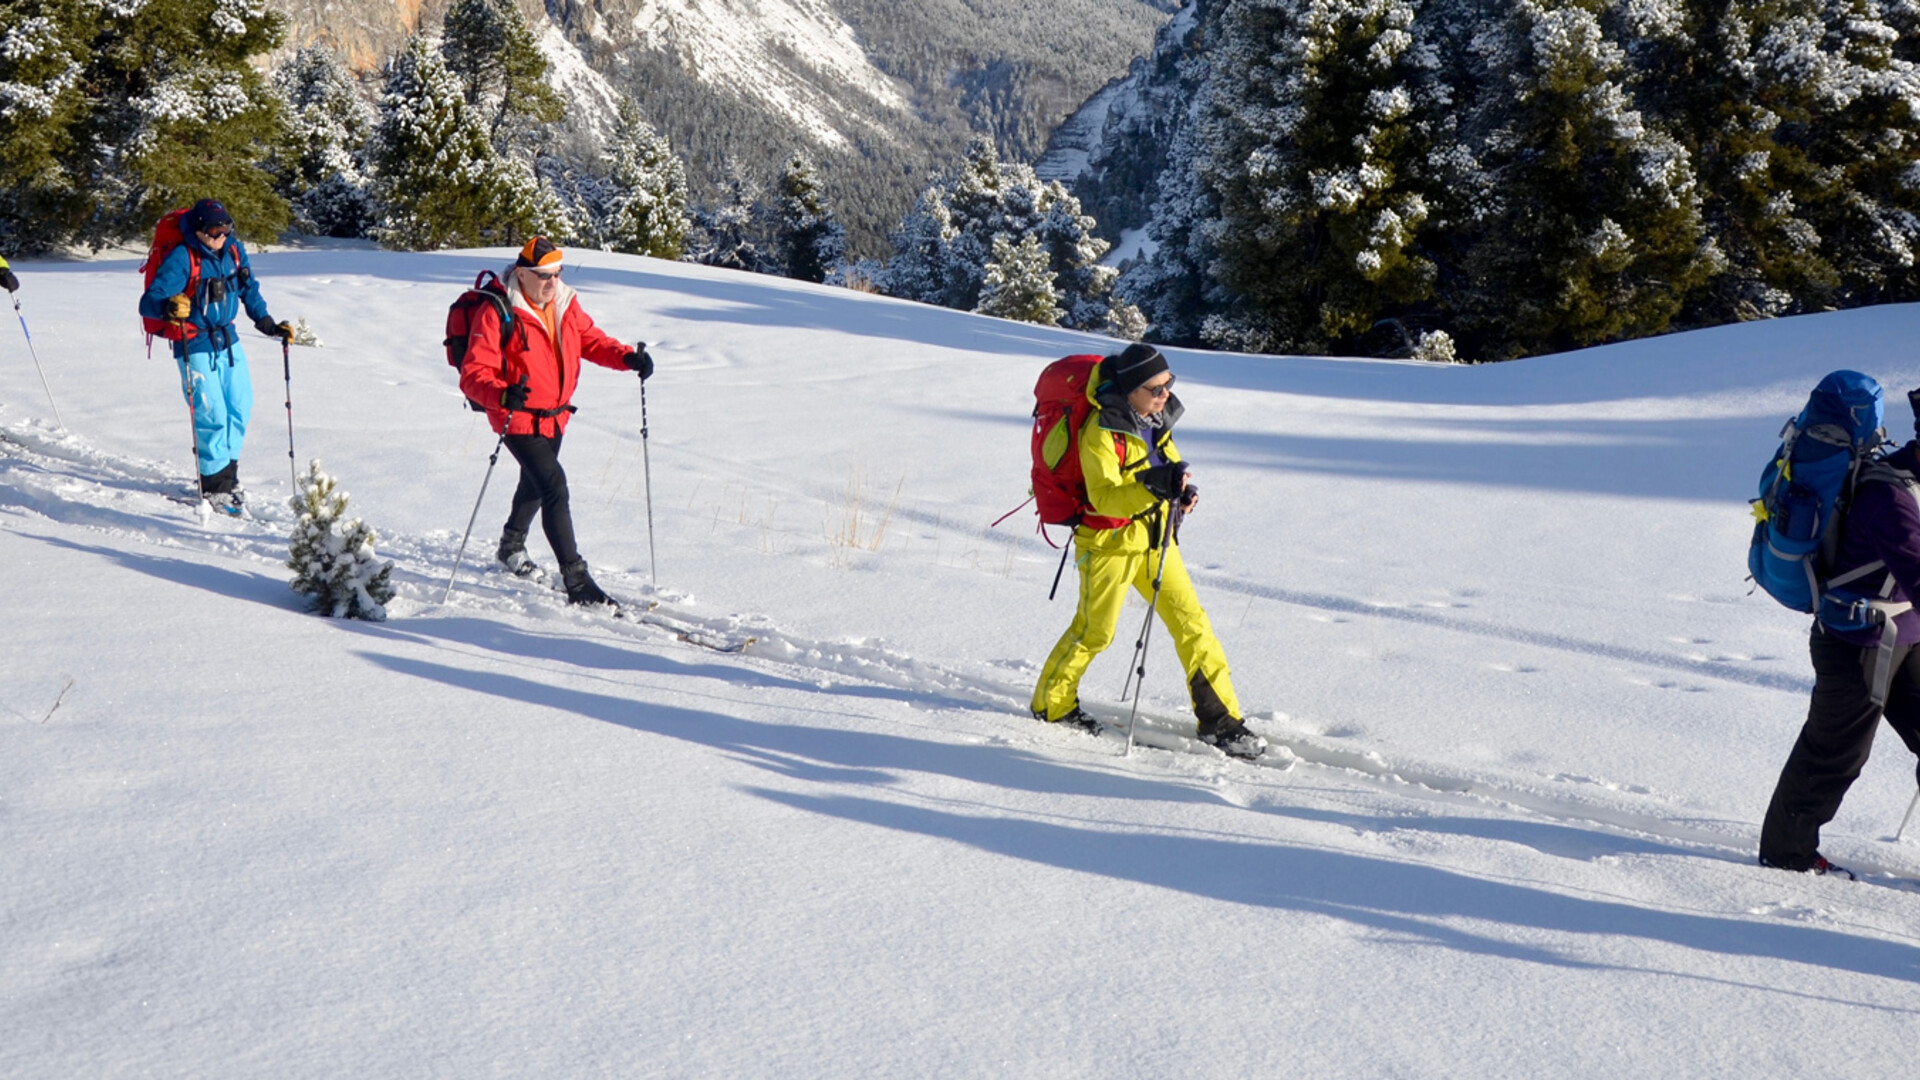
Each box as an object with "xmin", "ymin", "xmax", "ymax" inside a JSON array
[{"xmin": 1830, "ymin": 458, "xmax": 1920, "ymax": 705}]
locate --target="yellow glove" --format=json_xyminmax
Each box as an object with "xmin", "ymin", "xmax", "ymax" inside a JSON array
[{"xmin": 165, "ymin": 293, "xmax": 191, "ymax": 320}]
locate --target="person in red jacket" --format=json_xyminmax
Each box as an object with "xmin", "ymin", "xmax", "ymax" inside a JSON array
[{"xmin": 458, "ymin": 236, "xmax": 653, "ymax": 606}]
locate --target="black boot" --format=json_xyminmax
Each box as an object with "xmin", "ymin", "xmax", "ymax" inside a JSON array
[
  {"xmin": 560, "ymin": 559, "xmax": 613, "ymax": 608},
  {"xmin": 496, "ymin": 527, "xmax": 540, "ymax": 578}
]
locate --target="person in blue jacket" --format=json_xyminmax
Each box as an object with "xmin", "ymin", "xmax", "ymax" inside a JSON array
[{"xmin": 138, "ymin": 199, "xmax": 291, "ymax": 511}]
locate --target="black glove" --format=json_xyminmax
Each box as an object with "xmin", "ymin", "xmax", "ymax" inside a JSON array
[
  {"xmin": 255, "ymin": 315, "xmax": 292, "ymax": 341},
  {"xmin": 1138, "ymin": 461, "xmax": 1189, "ymax": 502},
  {"xmin": 624, "ymin": 345, "xmax": 654, "ymax": 381},
  {"xmin": 0, "ymin": 267, "xmax": 17, "ymax": 293},
  {"xmin": 500, "ymin": 382, "xmax": 530, "ymax": 412},
  {"xmin": 1177, "ymin": 483, "xmax": 1200, "ymax": 512}
]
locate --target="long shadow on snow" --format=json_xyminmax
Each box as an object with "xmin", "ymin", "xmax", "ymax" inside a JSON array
[
  {"xmin": 940, "ymin": 404, "xmax": 1766, "ymax": 502},
  {"xmin": 754, "ymin": 788, "xmax": 1920, "ymax": 995},
  {"xmin": 363, "ymin": 652, "xmax": 1232, "ymax": 805},
  {"xmin": 1150, "ymin": 304, "xmax": 1920, "ymax": 406},
  {"xmin": 1187, "ymin": 571, "xmax": 1810, "ymax": 696},
  {"xmin": 368, "ymin": 649, "xmax": 1770, "ymax": 889},
  {"xmin": 350, "ymin": 616, "xmax": 824, "ymax": 695},
  {"xmin": 349, "ymin": 615, "xmax": 1006, "ymax": 717},
  {"xmin": 30, "ymin": 533, "xmax": 301, "ymax": 611}
]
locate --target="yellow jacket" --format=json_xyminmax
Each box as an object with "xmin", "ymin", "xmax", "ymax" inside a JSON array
[{"xmin": 1076, "ymin": 379, "xmax": 1184, "ymax": 556}]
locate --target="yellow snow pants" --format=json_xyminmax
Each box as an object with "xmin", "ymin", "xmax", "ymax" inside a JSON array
[{"xmin": 1030, "ymin": 525, "xmax": 1241, "ymax": 729}]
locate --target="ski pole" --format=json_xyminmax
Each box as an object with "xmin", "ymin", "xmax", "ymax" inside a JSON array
[
  {"xmin": 443, "ymin": 379, "xmax": 526, "ymax": 605},
  {"xmin": 11, "ymin": 295, "xmax": 64, "ymax": 430},
  {"xmin": 1123, "ymin": 499, "xmax": 1185, "ymax": 757},
  {"xmin": 1898, "ymin": 788, "xmax": 1920, "ymax": 842},
  {"xmin": 281, "ymin": 336, "xmax": 297, "ymax": 493},
  {"xmin": 181, "ymin": 365, "xmax": 205, "ymax": 500},
  {"xmin": 443, "ymin": 429, "xmax": 510, "ymax": 605},
  {"xmin": 640, "ymin": 376, "xmax": 657, "ymax": 585}
]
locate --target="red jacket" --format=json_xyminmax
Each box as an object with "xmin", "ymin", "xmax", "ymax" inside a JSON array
[{"xmin": 459, "ymin": 268, "xmax": 633, "ymax": 436}]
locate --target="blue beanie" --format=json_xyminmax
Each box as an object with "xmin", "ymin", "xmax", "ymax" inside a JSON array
[{"xmin": 185, "ymin": 198, "xmax": 234, "ymax": 235}]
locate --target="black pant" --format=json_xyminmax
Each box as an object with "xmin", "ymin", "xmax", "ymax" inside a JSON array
[
  {"xmin": 503, "ymin": 432, "xmax": 580, "ymax": 567},
  {"xmin": 1759, "ymin": 626, "xmax": 1920, "ymax": 867}
]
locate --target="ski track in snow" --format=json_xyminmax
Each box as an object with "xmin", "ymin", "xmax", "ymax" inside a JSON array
[{"xmin": 11, "ymin": 412, "xmax": 1913, "ymax": 896}]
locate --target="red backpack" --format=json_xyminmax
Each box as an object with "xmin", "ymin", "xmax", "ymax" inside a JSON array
[
  {"xmin": 139, "ymin": 208, "xmax": 200, "ymax": 343},
  {"xmin": 444, "ymin": 270, "xmax": 521, "ymax": 410},
  {"xmin": 1030, "ymin": 354, "xmax": 1132, "ymax": 532}
]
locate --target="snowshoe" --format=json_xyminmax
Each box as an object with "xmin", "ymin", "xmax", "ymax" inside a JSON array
[
  {"xmin": 1033, "ymin": 705, "xmax": 1102, "ymax": 735},
  {"xmin": 1758, "ymin": 853, "xmax": 1856, "ymax": 880},
  {"xmin": 1199, "ymin": 717, "xmax": 1267, "ymax": 760},
  {"xmin": 203, "ymin": 490, "xmax": 245, "ymax": 517}
]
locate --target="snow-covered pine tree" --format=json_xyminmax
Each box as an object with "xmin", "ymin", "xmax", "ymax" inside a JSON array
[
  {"xmin": 1117, "ymin": 93, "xmax": 1230, "ymax": 346},
  {"xmin": 268, "ymin": 46, "xmax": 376, "ymax": 239},
  {"xmin": 1452, "ymin": 0, "xmax": 1719, "ymax": 358},
  {"xmin": 1195, "ymin": 0, "xmax": 1446, "ymax": 354},
  {"xmin": 689, "ymin": 158, "xmax": 774, "ymax": 272},
  {"xmin": 880, "ymin": 137, "xmax": 1135, "ymax": 333},
  {"xmin": 440, "ymin": 0, "xmax": 564, "ymax": 154},
  {"xmin": 367, "ymin": 36, "xmax": 558, "ymax": 250},
  {"xmin": 0, "ymin": 0, "xmax": 292, "ymax": 251},
  {"xmin": 976, "ymin": 233, "xmax": 1065, "ymax": 324},
  {"xmin": 1621, "ymin": 0, "xmax": 1920, "ymax": 317},
  {"xmin": 286, "ymin": 460, "xmax": 395, "ymax": 621},
  {"xmin": 0, "ymin": 9, "xmax": 89, "ymax": 251},
  {"xmin": 774, "ymin": 151, "xmax": 848, "ymax": 283},
  {"xmin": 605, "ymin": 100, "xmax": 691, "ymax": 260}
]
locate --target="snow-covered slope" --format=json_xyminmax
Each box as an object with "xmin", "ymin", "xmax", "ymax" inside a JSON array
[{"xmin": 5, "ymin": 249, "xmax": 1920, "ymax": 1077}]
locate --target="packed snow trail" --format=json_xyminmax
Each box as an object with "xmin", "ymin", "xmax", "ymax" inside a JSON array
[{"xmin": 6, "ymin": 407, "xmax": 1913, "ymax": 895}]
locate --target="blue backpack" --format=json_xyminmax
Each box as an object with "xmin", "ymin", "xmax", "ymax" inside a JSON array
[{"xmin": 1748, "ymin": 371, "xmax": 1889, "ymax": 631}]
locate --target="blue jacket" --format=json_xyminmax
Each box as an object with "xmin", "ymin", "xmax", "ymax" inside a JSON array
[
  {"xmin": 138, "ymin": 233, "xmax": 271, "ymax": 357},
  {"xmin": 1826, "ymin": 442, "xmax": 1920, "ymax": 647}
]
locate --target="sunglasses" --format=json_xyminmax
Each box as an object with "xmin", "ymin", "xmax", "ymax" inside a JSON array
[
  {"xmin": 1140, "ymin": 376, "xmax": 1176, "ymax": 399},
  {"xmin": 525, "ymin": 267, "xmax": 562, "ymax": 281}
]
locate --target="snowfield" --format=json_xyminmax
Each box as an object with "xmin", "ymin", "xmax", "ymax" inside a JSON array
[{"xmin": 5, "ymin": 248, "xmax": 1920, "ymax": 1077}]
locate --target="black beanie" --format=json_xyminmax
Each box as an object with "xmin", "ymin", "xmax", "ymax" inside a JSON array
[{"xmin": 1106, "ymin": 343, "xmax": 1169, "ymax": 397}]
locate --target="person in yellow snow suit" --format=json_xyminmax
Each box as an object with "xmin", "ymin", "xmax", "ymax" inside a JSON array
[{"xmin": 1030, "ymin": 344, "xmax": 1266, "ymax": 758}]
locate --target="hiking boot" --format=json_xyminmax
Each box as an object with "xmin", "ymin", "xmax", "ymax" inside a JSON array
[
  {"xmin": 560, "ymin": 559, "xmax": 613, "ymax": 608},
  {"xmin": 1758, "ymin": 853, "xmax": 1857, "ymax": 880},
  {"xmin": 1033, "ymin": 705, "xmax": 1101, "ymax": 735},
  {"xmin": 1198, "ymin": 716, "xmax": 1267, "ymax": 760},
  {"xmin": 202, "ymin": 489, "xmax": 244, "ymax": 517},
  {"xmin": 495, "ymin": 528, "xmax": 541, "ymax": 579}
]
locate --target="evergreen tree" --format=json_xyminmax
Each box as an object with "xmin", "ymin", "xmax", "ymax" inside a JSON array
[
  {"xmin": 268, "ymin": 46, "xmax": 375, "ymax": 238},
  {"xmin": 605, "ymin": 99, "xmax": 691, "ymax": 260},
  {"xmin": 367, "ymin": 36, "xmax": 557, "ymax": 250},
  {"xmin": 440, "ymin": 0, "xmax": 563, "ymax": 154},
  {"xmin": 1451, "ymin": 0, "xmax": 1719, "ymax": 358},
  {"xmin": 1623, "ymin": 0, "xmax": 1920, "ymax": 317},
  {"xmin": 1194, "ymin": 0, "xmax": 1447, "ymax": 354},
  {"xmin": 774, "ymin": 150, "xmax": 848, "ymax": 283},
  {"xmin": 975, "ymin": 233, "xmax": 1065, "ymax": 324},
  {"xmin": 0, "ymin": 0, "xmax": 291, "ymax": 251},
  {"xmin": 689, "ymin": 158, "xmax": 774, "ymax": 272},
  {"xmin": 286, "ymin": 460, "xmax": 395, "ymax": 622},
  {"xmin": 881, "ymin": 137, "xmax": 1135, "ymax": 333}
]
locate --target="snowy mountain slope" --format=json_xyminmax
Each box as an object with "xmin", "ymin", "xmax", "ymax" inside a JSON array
[
  {"xmin": 267, "ymin": 0, "xmax": 1176, "ymax": 249},
  {"xmin": 5, "ymin": 249, "xmax": 1920, "ymax": 1076}
]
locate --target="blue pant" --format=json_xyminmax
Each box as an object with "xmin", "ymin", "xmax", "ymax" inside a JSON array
[{"xmin": 176, "ymin": 339, "xmax": 252, "ymax": 478}]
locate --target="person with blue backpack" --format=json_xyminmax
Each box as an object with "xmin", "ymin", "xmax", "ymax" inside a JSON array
[
  {"xmin": 1751, "ymin": 371, "xmax": 1920, "ymax": 877},
  {"xmin": 138, "ymin": 198, "xmax": 292, "ymax": 513}
]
